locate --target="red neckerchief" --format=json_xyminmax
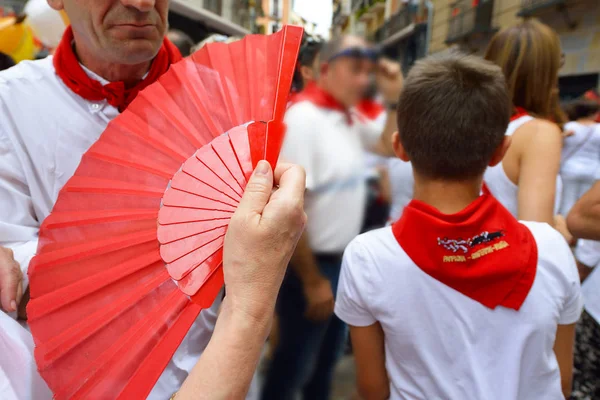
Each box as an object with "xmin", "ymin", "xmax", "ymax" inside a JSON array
[
  {"xmin": 53, "ymin": 26, "xmax": 182, "ymax": 112},
  {"xmin": 290, "ymin": 82, "xmax": 353, "ymax": 124},
  {"xmin": 511, "ymin": 107, "xmax": 529, "ymax": 121},
  {"xmin": 392, "ymin": 192, "xmax": 538, "ymax": 311},
  {"xmin": 356, "ymin": 98, "xmax": 385, "ymax": 121}
]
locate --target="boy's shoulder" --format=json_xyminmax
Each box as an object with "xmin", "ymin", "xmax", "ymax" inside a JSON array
[{"xmin": 345, "ymin": 226, "xmax": 412, "ymax": 271}]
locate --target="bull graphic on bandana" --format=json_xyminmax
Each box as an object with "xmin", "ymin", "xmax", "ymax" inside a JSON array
[{"xmin": 438, "ymin": 230, "xmax": 505, "ymax": 254}]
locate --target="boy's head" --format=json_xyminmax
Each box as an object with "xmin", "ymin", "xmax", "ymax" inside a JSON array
[{"xmin": 393, "ymin": 53, "xmax": 511, "ymax": 181}]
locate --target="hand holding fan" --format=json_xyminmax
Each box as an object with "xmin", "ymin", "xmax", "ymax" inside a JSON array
[{"xmin": 26, "ymin": 25, "xmax": 303, "ymax": 399}]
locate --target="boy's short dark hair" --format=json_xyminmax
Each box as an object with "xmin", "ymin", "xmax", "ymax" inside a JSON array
[{"xmin": 397, "ymin": 53, "xmax": 511, "ymax": 181}]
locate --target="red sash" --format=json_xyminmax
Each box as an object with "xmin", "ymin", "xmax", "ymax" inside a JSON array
[{"xmin": 53, "ymin": 26, "xmax": 182, "ymax": 112}]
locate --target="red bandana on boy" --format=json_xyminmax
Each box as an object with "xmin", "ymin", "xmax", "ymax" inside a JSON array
[
  {"xmin": 290, "ymin": 82, "xmax": 353, "ymax": 124},
  {"xmin": 53, "ymin": 26, "xmax": 182, "ymax": 112},
  {"xmin": 392, "ymin": 192, "xmax": 538, "ymax": 311}
]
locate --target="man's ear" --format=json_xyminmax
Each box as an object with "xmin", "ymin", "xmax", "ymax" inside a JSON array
[
  {"xmin": 392, "ymin": 131, "xmax": 410, "ymax": 162},
  {"xmin": 47, "ymin": 0, "xmax": 65, "ymax": 11},
  {"xmin": 489, "ymin": 136, "xmax": 511, "ymax": 167},
  {"xmin": 300, "ymin": 65, "xmax": 313, "ymax": 83}
]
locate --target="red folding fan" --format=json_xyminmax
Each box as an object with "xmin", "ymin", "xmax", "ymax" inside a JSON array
[{"xmin": 26, "ymin": 25, "xmax": 303, "ymax": 399}]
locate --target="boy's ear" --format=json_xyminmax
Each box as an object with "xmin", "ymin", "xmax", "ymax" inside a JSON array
[
  {"xmin": 489, "ymin": 136, "xmax": 511, "ymax": 167},
  {"xmin": 392, "ymin": 131, "xmax": 410, "ymax": 162}
]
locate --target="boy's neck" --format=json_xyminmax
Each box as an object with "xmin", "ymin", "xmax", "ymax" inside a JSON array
[{"xmin": 413, "ymin": 174, "xmax": 483, "ymax": 215}]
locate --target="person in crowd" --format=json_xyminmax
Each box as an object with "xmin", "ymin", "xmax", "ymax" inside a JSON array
[
  {"xmin": 0, "ymin": 52, "xmax": 15, "ymax": 71},
  {"xmin": 291, "ymin": 37, "xmax": 322, "ymax": 94},
  {"xmin": 567, "ymin": 180, "xmax": 600, "ymax": 240},
  {"xmin": 173, "ymin": 162, "xmax": 307, "ymax": 400},
  {"xmin": 483, "ymin": 20, "xmax": 564, "ymax": 226},
  {"xmin": 335, "ymin": 53, "xmax": 582, "ymax": 400},
  {"xmin": 559, "ymin": 98, "xmax": 600, "ymax": 216},
  {"xmin": 167, "ymin": 29, "xmax": 194, "ymax": 57},
  {"xmin": 571, "ymin": 238, "xmax": 600, "ymax": 399},
  {"xmin": 0, "ymin": 0, "xmax": 252, "ymax": 398},
  {"xmin": 261, "ymin": 35, "xmax": 402, "ymax": 400}
]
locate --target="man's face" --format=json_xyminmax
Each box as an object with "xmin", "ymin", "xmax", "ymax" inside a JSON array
[
  {"xmin": 49, "ymin": 0, "xmax": 169, "ymax": 65},
  {"xmin": 323, "ymin": 39, "xmax": 373, "ymax": 107}
]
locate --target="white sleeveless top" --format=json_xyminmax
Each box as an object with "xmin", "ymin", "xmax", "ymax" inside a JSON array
[{"xmin": 484, "ymin": 115, "xmax": 562, "ymax": 217}]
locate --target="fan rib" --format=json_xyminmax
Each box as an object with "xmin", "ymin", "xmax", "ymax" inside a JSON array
[
  {"xmin": 162, "ymin": 188, "xmax": 237, "ymax": 212},
  {"xmin": 158, "ymin": 206, "xmax": 233, "ymax": 225},
  {"xmin": 30, "ymin": 229, "xmax": 156, "ymax": 271},
  {"xmin": 196, "ymin": 148, "xmax": 244, "ymax": 197},
  {"xmin": 27, "ymin": 250, "xmax": 162, "ymax": 321},
  {"xmin": 64, "ymin": 176, "xmax": 165, "ymax": 198},
  {"xmin": 41, "ymin": 209, "xmax": 158, "ymax": 229},
  {"xmin": 85, "ymin": 148, "xmax": 175, "ymax": 180},
  {"xmin": 114, "ymin": 116, "xmax": 190, "ymax": 163},
  {"xmin": 54, "ymin": 288, "xmax": 188, "ymax": 400},
  {"xmin": 177, "ymin": 250, "xmax": 222, "ymax": 296},
  {"xmin": 160, "ymin": 226, "xmax": 227, "ymax": 266},
  {"xmin": 137, "ymin": 91, "xmax": 204, "ymax": 150},
  {"xmin": 171, "ymin": 171, "xmax": 240, "ymax": 206},
  {"xmin": 158, "ymin": 219, "xmax": 229, "ymax": 245},
  {"xmin": 165, "ymin": 235, "xmax": 225, "ymax": 280},
  {"xmin": 190, "ymin": 265, "xmax": 225, "ymax": 308},
  {"xmin": 210, "ymin": 136, "xmax": 247, "ymax": 190},
  {"xmin": 116, "ymin": 302, "xmax": 203, "ymax": 400},
  {"xmin": 34, "ymin": 270, "xmax": 172, "ymax": 370}
]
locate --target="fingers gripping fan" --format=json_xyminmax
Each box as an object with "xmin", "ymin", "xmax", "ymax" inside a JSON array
[{"xmin": 26, "ymin": 26, "xmax": 302, "ymax": 399}]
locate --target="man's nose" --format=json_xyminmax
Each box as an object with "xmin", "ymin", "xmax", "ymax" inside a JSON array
[{"xmin": 120, "ymin": 0, "xmax": 156, "ymax": 12}]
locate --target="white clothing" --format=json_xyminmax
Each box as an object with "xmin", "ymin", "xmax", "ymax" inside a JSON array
[
  {"xmin": 281, "ymin": 101, "xmax": 369, "ymax": 253},
  {"xmin": 575, "ymin": 239, "xmax": 600, "ymax": 324},
  {"xmin": 0, "ymin": 57, "xmax": 224, "ymax": 399},
  {"xmin": 0, "ymin": 313, "xmax": 52, "ymax": 400},
  {"xmin": 559, "ymin": 121, "xmax": 600, "ymax": 215},
  {"xmin": 335, "ymin": 221, "xmax": 583, "ymax": 400},
  {"xmin": 387, "ymin": 158, "xmax": 414, "ymax": 222},
  {"xmin": 485, "ymin": 115, "xmax": 562, "ymax": 217}
]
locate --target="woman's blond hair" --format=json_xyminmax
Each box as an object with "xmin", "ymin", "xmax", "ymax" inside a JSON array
[{"xmin": 484, "ymin": 19, "xmax": 562, "ymax": 120}]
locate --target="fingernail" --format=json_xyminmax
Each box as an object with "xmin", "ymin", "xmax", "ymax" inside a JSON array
[
  {"xmin": 255, "ymin": 160, "xmax": 270, "ymax": 175},
  {"xmin": 10, "ymin": 300, "xmax": 16, "ymax": 311}
]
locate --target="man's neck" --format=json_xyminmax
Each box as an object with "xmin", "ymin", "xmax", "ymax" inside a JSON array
[
  {"xmin": 413, "ymin": 173, "xmax": 483, "ymax": 215},
  {"xmin": 74, "ymin": 42, "xmax": 152, "ymax": 88}
]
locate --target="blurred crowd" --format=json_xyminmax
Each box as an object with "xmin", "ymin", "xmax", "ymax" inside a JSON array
[{"xmin": 2, "ymin": 1, "xmax": 600, "ymax": 400}]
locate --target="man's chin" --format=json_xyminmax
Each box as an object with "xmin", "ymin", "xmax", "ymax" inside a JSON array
[{"xmin": 110, "ymin": 39, "xmax": 163, "ymax": 65}]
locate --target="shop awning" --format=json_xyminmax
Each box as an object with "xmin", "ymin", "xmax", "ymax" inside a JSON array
[{"xmin": 170, "ymin": 0, "xmax": 250, "ymax": 37}]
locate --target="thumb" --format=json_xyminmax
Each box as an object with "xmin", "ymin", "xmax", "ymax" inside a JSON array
[{"xmin": 236, "ymin": 160, "xmax": 273, "ymax": 216}]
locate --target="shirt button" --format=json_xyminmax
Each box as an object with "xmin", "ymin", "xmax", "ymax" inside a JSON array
[{"xmin": 91, "ymin": 103, "xmax": 101, "ymax": 110}]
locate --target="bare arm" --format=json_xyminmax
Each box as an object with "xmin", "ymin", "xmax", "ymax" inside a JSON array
[
  {"xmin": 371, "ymin": 111, "xmax": 397, "ymax": 157},
  {"xmin": 176, "ymin": 162, "xmax": 307, "ymax": 399},
  {"xmin": 517, "ymin": 120, "xmax": 562, "ymax": 225},
  {"xmin": 554, "ymin": 323, "xmax": 576, "ymax": 399},
  {"xmin": 290, "ymin": 231, "xmax": 335, "ymax": 321},
  {"xmin": 567, "ymin": 181, "xmax": 600, "ymax": 240},
  {"xmin": 577, "ymin": 261, "xmax": 594, "ymax": 283},
  {"xmin": 350, "ymin": 323, "xmax": 390, "ymax": 400}
]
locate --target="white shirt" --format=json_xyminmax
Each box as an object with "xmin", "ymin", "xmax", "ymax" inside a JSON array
[
  {"xmin": 0, "ymin": 313, "xmax": 52, "ymax": 400},
  {"xmin": 335, "ymin": 221, "xmax": 582, "ymax": 400},
  {"xmin": 281, "ymin": 101, "xmax": 370, "ymax": 253},
  {"xmin": 575, "ymin": 239, "xmax": 600, "ymax": 324},
  {"xmin": 485, "ymin": 115, "xmax": 562, "ymax": 217},
  {"xmin": 0, "ymin": 57, "xmax": 222, "ymax": 400},
  {"xmin": 561, "ymin": 121, "xmax": 600, "ymax": 179}
]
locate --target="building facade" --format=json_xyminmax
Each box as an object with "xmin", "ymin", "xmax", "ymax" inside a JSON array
[{"xmin": 332, "ymin": 0, "xmax": 600, "ymax": 97}]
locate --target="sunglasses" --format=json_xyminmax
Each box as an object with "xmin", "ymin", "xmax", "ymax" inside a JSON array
[{"xmin": 328, "ymin": 47, "xmax": 380, "ymax": 63}]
